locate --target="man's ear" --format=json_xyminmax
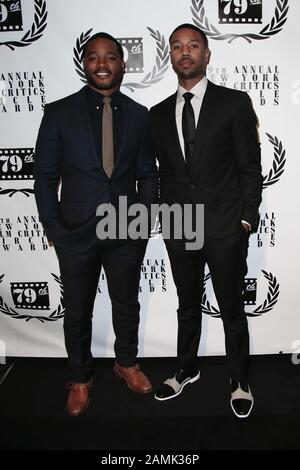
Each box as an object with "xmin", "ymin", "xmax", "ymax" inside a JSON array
[{"xmin": 206, "ymin": 49, "xmax": 211, "ymax": 65}]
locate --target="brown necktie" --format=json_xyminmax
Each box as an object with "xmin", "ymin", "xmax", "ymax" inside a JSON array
[{"xmin": 102, "ymin": 96, "xmax": 114, "ymax": 177}]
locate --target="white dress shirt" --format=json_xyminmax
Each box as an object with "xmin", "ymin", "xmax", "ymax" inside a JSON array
[{"xmin": 175, "ymin": 76, "xmax": 208, "ymax": 159}]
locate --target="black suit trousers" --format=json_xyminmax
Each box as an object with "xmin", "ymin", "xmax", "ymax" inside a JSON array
[
  {"xmin": 55, "ymin": 239, "xmax": 147, "ymax": 382},
  {"xmin": 165, "ymin": 225, "xmax": 250, "ymax": 382}
]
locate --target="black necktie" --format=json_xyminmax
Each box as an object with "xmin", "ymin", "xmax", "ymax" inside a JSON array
[{"xmin": 182, "ymin": 92, "xmax": 196, "ymax": 167}]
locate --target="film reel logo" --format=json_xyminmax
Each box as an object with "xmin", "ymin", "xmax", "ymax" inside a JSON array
[
  {"xmin": 243, "ymin": 278, "xmax": 257, "ymax": 305},
  {"xmin": 202, "ymin": 271, "xmax": 279, "ymax": 317},
  {"xmin": 10, "ymin": 281, "xmax": 50, "ymax": 310},
  {"xmin": 0, "ymin": 274, "xmax": 65, "ymax": 322},
  {"xmin": 0, "ymin": 0, "xmax": 47, "ymax": 51},
  {"xmin": 218, "ymin": 0, "xmax": 262, "ymax": 24},
  {"xmin": 0, "ymin": 148, "xmax": 34, "ymax": 180},
  {"xmin": 0, "ymin": 148, "xmax": 35, "ymax": 197},
  {"xmin": 191, "ymin": 0, "xmax": 289, "ymax": 43},
  {"xmin": 0, "ymin": 0, "xmax": 23, "ymax": 32},
  {"xmin": 119, "ymin": 37, "xmax": 144, "ymax": 73}
]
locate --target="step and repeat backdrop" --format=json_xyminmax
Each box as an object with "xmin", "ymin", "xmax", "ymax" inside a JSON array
[{"xmin": 0, "ymin": 0, "xmax": 299, "ymax": 359}]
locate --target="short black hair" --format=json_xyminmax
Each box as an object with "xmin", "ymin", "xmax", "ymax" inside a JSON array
[
  {"xmin": 82, "ymin": 32, "xmax": 124, "ymax": 60},
  {"xmin": 169, "ymin": 23, "xmax": 208, "ymax": 48}
]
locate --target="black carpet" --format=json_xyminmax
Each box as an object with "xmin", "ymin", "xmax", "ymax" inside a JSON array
[{"xmin": 0, "ymin": 354, "xmax": 299, "ymax": 453}]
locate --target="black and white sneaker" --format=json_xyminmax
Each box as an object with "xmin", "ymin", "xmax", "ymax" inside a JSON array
[
  {"xmin": 230, "ymin": 380, "xmax": 254, "ymax": 418},
  {"xmin": 155, "ymin": 369, "xmax": 200, "ymax": 401}
]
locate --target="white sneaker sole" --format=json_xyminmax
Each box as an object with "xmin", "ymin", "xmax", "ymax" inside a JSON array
[
  {"xmin": 155, "ymin": 371, "xmax": 200, "ymax": 401},
  {"xmin": 230, "ymin": 397, "xmax": 254, "ymax": 418}
]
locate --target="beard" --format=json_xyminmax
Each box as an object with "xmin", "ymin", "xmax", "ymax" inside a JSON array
[
  {"xmin": 172, "ymin": 61, "xmax": 206, "ymax": 81},
  {"xmin": 84, "ymin": 68, "xmax": 124, "ymax": 91},
  {"xmin": 176, "ymin": 69, "xmax": 201, "ymax": 80}
]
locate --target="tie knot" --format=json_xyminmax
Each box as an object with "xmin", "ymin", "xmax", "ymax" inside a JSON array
[
  {"xmin": 103, "ymin": 96, "xmax": 111, "ymax": 105},
  {"xmin": 183, "ymin": 92, "xmax": 194, "ymax": 103}
]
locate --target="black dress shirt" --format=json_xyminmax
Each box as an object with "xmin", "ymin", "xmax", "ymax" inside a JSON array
[{"xmin": 84, "ymin": 85, "xmax": 123, "ymax": 164}]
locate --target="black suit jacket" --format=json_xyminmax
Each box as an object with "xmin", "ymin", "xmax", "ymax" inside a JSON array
[
  {"xmin": 150, "ymin": 80, "xmax": 262, "ymax": 239},
  {"xmin": 34, "ymin": 87, "xmax": 158, "ymax": 251}
]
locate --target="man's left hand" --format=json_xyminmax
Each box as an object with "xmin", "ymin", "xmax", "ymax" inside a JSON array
[{"xmin": 242, "ymin": 222, "xmax": 251, "ymax": 233}]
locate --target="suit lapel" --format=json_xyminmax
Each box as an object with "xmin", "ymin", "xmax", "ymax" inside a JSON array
[
  {"xmin": 190, "ymin": 80, "xmax": 218, "ymax": 171},
  {"xmin": 75, "ymin": 88, "xmax": 102, "ymax": 170},
  {"xmin": 195, "ymin": 80, "xmax": 217, "ymax": 136},
  {"xmin": 112, "ymin": 93, "xmax": 129, "ymax": 174}
]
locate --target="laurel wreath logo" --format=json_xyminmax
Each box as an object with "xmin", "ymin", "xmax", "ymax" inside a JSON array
[
  {"xmin": 0, "ymin": 0, "xmax": 48, "ymax": 51},
  {"xmin": 246, "ymin": 270, "xmax": 280, "ymax": 317},
  {"xmin": 0, "ymin": 273, "xmax": 65, "ymax": 322},
  {"xmin": 201, "ymin": 273, "xmax": 221, "ymax": 318},
  {"xmin": 191, "ymin": 0, "xmax": 289, "ymax": 43},
  {"xmin": 122, "ymin": 28, "xmax": 169, "ymax": 92},
  {"xmin": 73, "ymin": 27, "xmax": 169, "ymax": 91},
  {"xmin": 202, "ymin": 270, "xmax": 279, "ymax": 318},
  {"xmin": 73, "ymin": 28, "xmax": 93, "ymax": 83},
  {"xmin": 0, "ymin": 188, "xmax": 34, "ymax": 197},
  {"xmin": 263, "ymin": 133, "xmax": 286, "ymax": 188}
]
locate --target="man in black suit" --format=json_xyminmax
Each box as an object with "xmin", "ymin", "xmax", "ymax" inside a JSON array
[
  {"xmin": 34, "ymin": 33, "xmax": 158, "ymax": 416},
  {"xmin": 150, "ymin": 24, "xmax": 262, "ymax": 418}
]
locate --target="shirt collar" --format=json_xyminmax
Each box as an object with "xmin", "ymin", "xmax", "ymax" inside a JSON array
[
  {"xmin": 177, "ymin": 76, "xmax": 208, "ymax": 102},
  {"xmin": 85, "ymin": 85, "xmax": 122, "ymax": 107}
]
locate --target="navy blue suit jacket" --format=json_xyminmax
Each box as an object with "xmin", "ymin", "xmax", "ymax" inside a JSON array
[{"xmin": 34, "ymin": 87, "xmax": 158, "ymax": 251}]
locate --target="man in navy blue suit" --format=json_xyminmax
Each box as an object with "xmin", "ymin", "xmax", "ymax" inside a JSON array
[{"xmin": 34, "ymin": 32, "xmax": 158, "ymax": 416}]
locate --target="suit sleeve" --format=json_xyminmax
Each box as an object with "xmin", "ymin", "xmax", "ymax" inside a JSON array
[
  {"xmin": 233, "ymin": 93, "xmax": 262, "ymax": 229},
  {"xmin": 33, "ymin": 104, "xmax": 63, "ymax": 241}
]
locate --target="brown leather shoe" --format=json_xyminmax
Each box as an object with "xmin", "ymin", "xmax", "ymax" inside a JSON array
[
  {"xmin": 114, "ymin": 362, "xmax": 153, "ymax": 394},
  {"xmin": 66, "ymin": 380, "xmax": 92, "ymax": 417}
]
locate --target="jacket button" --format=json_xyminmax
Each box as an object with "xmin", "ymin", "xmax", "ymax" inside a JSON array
[{"xmin": 190, "ymin": 184, "xmax": 196, "ymax": 190}]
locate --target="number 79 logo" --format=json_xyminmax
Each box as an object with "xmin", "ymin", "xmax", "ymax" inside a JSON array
[
  {"xmin": 218, "ymin": 0, "xmax": 262, "ymax": 24},
  {"xmin": 0, "ymin": 154, "xmax": 23, "ymax": 174},
  {"xmin": 221, "ymin": 0, "xmax": 249, "ymax": 16}
]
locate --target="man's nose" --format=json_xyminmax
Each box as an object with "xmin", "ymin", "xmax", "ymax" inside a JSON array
[
  {"xmin": 97, "ymin": 57, "xmax": 108, "ymax": 67},
  {"xmin": 181, "ymin": 45, "xmax": 191, "ymax": 56}
]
